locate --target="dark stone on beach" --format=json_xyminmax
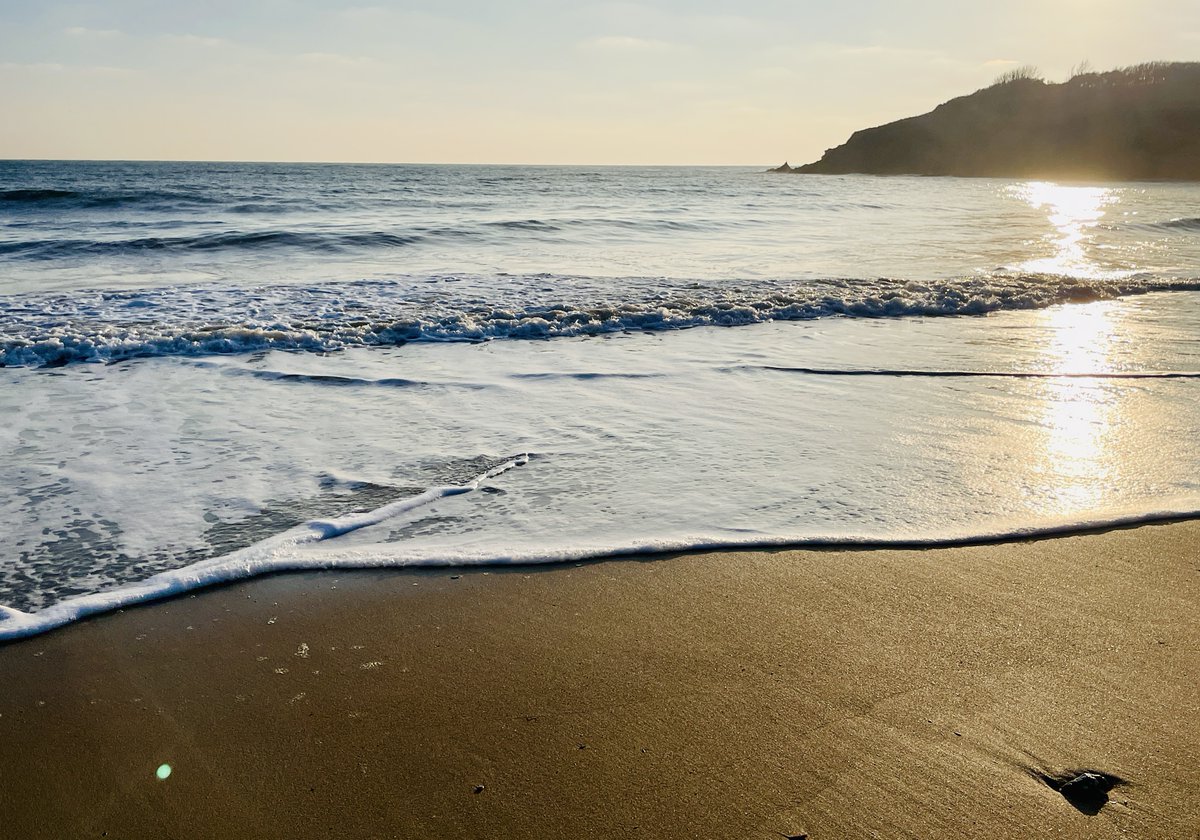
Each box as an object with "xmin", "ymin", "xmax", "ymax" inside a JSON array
[
  {"xmin": 473, "ymin": 784, "xmax": 485, "ymax": 794},
  {"xmin": 1036, "ymin": 769, "xmax": 1126, "ymax": 815},
  {"xmin": 1059, "ymin": 772, "xmax": 1119, "ymax": 810}
]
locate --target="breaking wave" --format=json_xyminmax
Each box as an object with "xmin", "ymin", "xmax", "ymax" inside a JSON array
[{"xmin": 3, "ymin": 272, "xmax": 1200, "ymax": 368}]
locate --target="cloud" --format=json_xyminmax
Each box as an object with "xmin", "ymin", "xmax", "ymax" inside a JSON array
[
  {"xmin": 791, "ymin": 43, "xmax": 969, "ymax": 71},
  {"xmin": 0, "ymin": 62, "xmax": 66, "ymax": 72},
  {"xmin": 581, "ymin": 36, "xmax": 680, "ymax": 52},
  {"xmin": 984, "ymin": 58, "xmax": 1021, "ymax": 67},
  {"xmin": 745, "ymin": 65, "xmax": 803, "ymax": 83},
  {"xmin": 687, "ymin": 14, "xmax": 767, "ymax": 38},
  {"xmin": 297, "ymin": 52, "xmax": 382, "ymax": 69},
  {"xmin": 64, "ymin": 26, "xmax": 122, "ymax": 38},
  {"xmin": 161, "ymin": 33, "xmax": 232, "ymax": 49},
  {"xmin": 84, "ymin": 65, "xmax": 134, "ymax": 77},
  {"xmin": 338, "ymin": 6, "xmax": 391, "ymax": 21},
  {"xmin": 0, "ymin": 61, "xmax": 131, "ymax": 77},
  {"xmin": 828, "ymin": 44, "xmax": 946, "ymax": 61}
]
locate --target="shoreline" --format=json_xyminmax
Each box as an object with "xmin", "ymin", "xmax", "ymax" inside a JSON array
[
  {"xmin": 2, "ymin": 520, "xmax": 1198, "ymax": 838},
  {"xmin": 5, "ymin": 509, "xmax": 1200, "ymax": 643}
]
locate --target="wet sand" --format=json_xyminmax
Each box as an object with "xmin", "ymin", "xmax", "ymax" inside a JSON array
[{"xmin": 1, "ymin": 521, "xmax": 1198, "ymax": 839}]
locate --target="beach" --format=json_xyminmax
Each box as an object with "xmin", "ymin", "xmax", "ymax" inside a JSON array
[
  {"xmin": 4, "ymin": 13, "xmax": 1200, "ymax": 840},
  {"xmin": 2, "ymin": 520, "xmax": 1197, "ymax": 839}
]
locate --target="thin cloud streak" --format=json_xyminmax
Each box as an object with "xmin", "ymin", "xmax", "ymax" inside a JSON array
[
  {"xmin": 581, "ymin": 35, "xmax": 681, "ymax": 52},
  {"xmin": 64, "ymin": 26, "xmax": 122, "ymax": 38}
]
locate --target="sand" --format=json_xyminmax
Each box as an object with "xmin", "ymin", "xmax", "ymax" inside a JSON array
[{"xmin": 1, "ymin": 521, "xmax": 1198, "ymax": 839}]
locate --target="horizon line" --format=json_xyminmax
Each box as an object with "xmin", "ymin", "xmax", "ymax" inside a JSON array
[{"xmin": 0, "ymin": 157, "xmax": 776, "ymax": 168}]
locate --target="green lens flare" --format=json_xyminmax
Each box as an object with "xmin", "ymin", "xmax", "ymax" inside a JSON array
[{"xmin": 156, "ymin": 764, "xmax": 172, "ymax": 780}]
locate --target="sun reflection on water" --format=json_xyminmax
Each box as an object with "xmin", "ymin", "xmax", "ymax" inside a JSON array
[
  {"xmin": 1035, "ymin": 300, "xmax": 1121, "ymax": 511},
  {"xmin": 1011, "ymin": 182, "xmax": 1115, "ymax": 278}
]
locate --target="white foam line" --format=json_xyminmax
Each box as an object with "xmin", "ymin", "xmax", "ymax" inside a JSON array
[
  {"xmin": 2, "ymin": 487, "xmax": 1197, "ymax": 643},
  {"xmin": 5, "ymin": 275, "xmax": 1200, "ymax": 369},
  {"xmin": 0, "ymin": 455, "xmax": 528, "ymax": 641},
  {"xmin": 285, "ymin": 506, "xmax": 1200, "ymax": 570},
  {"xmin": 307, "ymin": 456, "xmax": 527, "ymax": 539}
]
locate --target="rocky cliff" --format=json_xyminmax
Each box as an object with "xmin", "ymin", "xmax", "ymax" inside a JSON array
[{"xmin": 788, "ymin": 63, "xmax": 1200, "ymax": 180}]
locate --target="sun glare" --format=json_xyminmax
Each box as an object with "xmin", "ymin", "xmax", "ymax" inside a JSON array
[
  {"xmin": 1012, "ymin": 182, "xmax": 1115, "ymax": 278},
  {"xmin": 1035, "ymin": 301, "xmax": 1120, "ymax": 511}
]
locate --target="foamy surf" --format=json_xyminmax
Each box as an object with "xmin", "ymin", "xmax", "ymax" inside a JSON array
[
  {"xmin": 4, "ymin": 273, "xmax": 1200, "ymax": 368},
  {"xmin": 0, "ymin": 455, "xmax": 529, "ymax": 640},
  {"xmin": 4, "ymin": 163, "xmax": 1200, "ymax": 641},
  {"xmin": 3, "ymin": 501, "xmax": 1197, "ymax": 642}
]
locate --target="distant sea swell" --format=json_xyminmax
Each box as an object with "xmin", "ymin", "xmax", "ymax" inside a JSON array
[
  {"xmin": 1, "ymin": 186, "xmax": 225, "ymax": 211},
  {"xmin": 0, "ymin": 230, "xmax": 427, "ymax": 259},
  {"xmin": 3, "ymin": 272, "xmax": 1200, "ymax": 368},
  {"xmin": 6, "ymin": 213, "xmax": 1197, "ymax": 259},
  {"xmin": 1105, "ymin": 215, "xmax": 1200, "ymax": 233},
  {"xmin": 1159, "ymin": 217, "xmax": 1200, "ymax": 231},
  {"xmin": 0, "ymin": 219, "xmax": 719, "ymax": 260}
]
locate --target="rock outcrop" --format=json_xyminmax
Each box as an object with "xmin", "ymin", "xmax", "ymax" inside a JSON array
[{"xmin": 787, "ymin": 62, "xmax": 1200, "ymax": 180}]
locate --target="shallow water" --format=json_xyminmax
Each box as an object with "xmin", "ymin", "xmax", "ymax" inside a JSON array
[{"xmin": 2, "ymin": 162, "xmax": 1198, "ymax": 637}]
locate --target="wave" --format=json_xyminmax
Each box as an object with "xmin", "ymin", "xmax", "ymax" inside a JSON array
[
  {"xmin": 3, "ymin": 273, "xmax": 1200, "ymax": 368},
  {"xmin": 0, "ymin": 217, "xmax": 726, "ymax": 260},
  {"xmin": 1161, "ymin": 217, "xmax": 1200, "ymax": 231},
  {"xmin": 0, "ymin": 454, "xmax": 531, "ymax": 641},
  {"xmin": 184, "ymin": 364, "xmax": 1200, "ymax": 390},
  {"xmin": 0, "ymin": 187, "xmax": 220, "ymax": 209},
  {"xmin": 0, "ymin": 229, "xmax": 425, "ymax": 258},
  {"xmin": 511, "ymin": 371, "xmax": 667, "ymax": 381},
  {"xmin": 484, "ymin": 219, "xmax": 562, "ymax": 231},
  {"xmin": 1, "ymin": 188, "xmax": 80, "ymax": 203},
  {"xmin": 197, "ymin": 364, "xmax": 493, "ymax": 390},
  {"xmin": 1, "ymin": 459, "xmax": 1197, "ymax": 640},
  {"xmin": 1111, "ymin": 215, "xmax": 1200, "ymax": 232}
]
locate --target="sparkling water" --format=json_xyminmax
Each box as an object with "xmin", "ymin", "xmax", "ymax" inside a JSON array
[{"xmin": 2, "ymin": 162, "xmax": 1198, "ymax": 637}]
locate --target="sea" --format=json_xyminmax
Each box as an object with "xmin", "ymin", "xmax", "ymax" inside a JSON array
[{"xmin": 2, "ymin": 160, "xmax": 1199, "ymax": 639}]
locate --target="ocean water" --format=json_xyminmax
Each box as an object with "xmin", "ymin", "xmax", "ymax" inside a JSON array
[{"xmin": 2, "ymin": 161, "xmax": 1199, "ymax": 638}]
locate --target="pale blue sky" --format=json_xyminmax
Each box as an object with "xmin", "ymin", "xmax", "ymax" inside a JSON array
[{"xmin": 1, "ymin": 1, "xmax": 1197, "ymax": 163}]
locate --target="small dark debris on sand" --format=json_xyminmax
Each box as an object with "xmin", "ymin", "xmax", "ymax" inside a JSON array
[{"xmin": 1035, "ymin": 769, "xmax": 1127, "ymax": 815}]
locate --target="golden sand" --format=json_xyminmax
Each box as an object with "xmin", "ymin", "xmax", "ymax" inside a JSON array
[{"xmin": 2, "ymin": 522, "xmax": 1198, "ymax": 838}]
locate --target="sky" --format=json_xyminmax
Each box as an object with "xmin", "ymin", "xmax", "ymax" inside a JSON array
[{"xmin": 1, "ymin": 1, "xmax": 1197, "ymax": 165}]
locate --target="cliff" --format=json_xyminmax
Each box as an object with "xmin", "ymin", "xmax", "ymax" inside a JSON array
[{"xmin": 789, "ymin": 62, "xmax": 1200, "ymax": 180}]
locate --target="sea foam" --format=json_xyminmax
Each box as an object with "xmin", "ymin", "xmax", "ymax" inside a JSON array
[
  {"xmin": 0, "ymin": 455, "xmax": 529, "ymax": 640},
  {"xmin": 4, "ymin": 163, "xmax": 1200, "ymax": 640},
  {"xmin": 4, "ymin": 272, "xmax": 1199, "ymax": 368},
  {"xmin": 2, "ymin": 491, "xmax": 1196, "ymax": 641}
]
